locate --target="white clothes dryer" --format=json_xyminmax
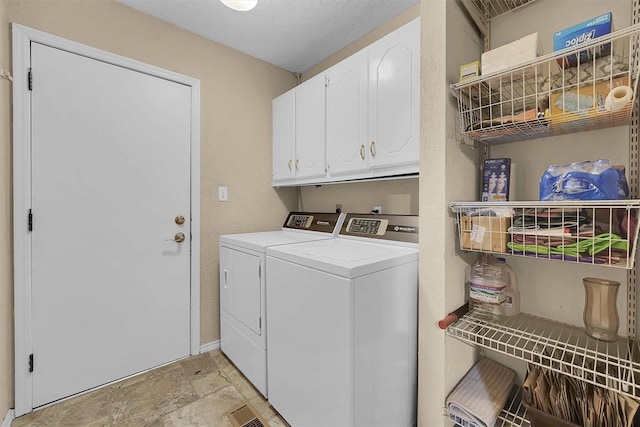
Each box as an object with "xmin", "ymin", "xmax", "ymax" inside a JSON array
[
  {"xmin": 219, "ymin": 212, "xmax": 345, "ymax": 397},
  {"xmin": 266, "ymin": 213, "xmax": 419, "ymax": 427}
]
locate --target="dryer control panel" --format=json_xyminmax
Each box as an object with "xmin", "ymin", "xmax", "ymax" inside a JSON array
[
  {"xmin": 282, "ymin": 212, "xmax": 344, "ymax": 234},
  {"xmin": 340, "ymin": 213, "xmax": 419, "ymax": 243},
  {"xmin": 286, "ymin": 214, "xmax": 314, "ymax": 229}
]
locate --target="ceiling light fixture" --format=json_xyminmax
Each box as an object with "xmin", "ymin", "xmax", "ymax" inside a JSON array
[{"xmin": 220, "ymin": 0, "xmax": 257, "ymax": 11}]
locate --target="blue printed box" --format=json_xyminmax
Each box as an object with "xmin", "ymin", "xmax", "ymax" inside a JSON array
[
  {"xmin": 553, "ymin": 12, "xmax": 612, "ymax": 68},
  {"xmin": 482, "ymin": 158, "xmax": 511, "ymax": 202}
]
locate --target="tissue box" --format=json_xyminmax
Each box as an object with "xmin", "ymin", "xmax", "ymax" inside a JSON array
[
  {"xmin": 460, "ymin": 216, "xmax": 510, "ymax": 253},
  {"xmin": 553, "ymin": 13, "xmax": 612, "ymax": 68},
  {"xmin": 481, "ymin": 33, "xmax": 541, "ymax": 75},
  {"xmin": 549, "ymin": 75, "xmax": 629, "ymax": 123}
]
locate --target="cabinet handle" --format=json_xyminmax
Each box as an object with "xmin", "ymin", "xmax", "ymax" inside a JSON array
[
  {"xmin": 288, "ymin": 159, "xmax": 292, "ymax": 171},
  {"xmin": 370, "ymin": 141, "xmax": 376, "ymax": 158},
  {"xmin": 223, "ymin": 269, "xmax": 228, "ymax": 290},
  {"xmin": 295, "ymin": 159, "xmax": 299, "ymax": 171},
  {"xmin": 360, "ymin": 145, "xmax": 365, "ymax": 160}
]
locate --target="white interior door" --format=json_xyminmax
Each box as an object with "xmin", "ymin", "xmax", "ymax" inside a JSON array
[{"xmin": 30, "ymin": 42, "xmax": 192, "ymax": 407}]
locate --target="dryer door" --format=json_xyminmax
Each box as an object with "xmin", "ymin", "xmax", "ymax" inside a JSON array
[{"xmin": 220, "ymin": 246, "xmax": 262, "ymax": 334}]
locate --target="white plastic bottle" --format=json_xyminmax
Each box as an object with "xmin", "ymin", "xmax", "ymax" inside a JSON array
[
  {"xmin": 496, "ymin": 257, "xmax": 520, "ymax": 316},
  {"xmin": 488, "ymin": 172, "xmax": 498, "ymax": 194},
  {"xmin": 466, "ymin": 254, "xmax": 509, "ymax": 320}
]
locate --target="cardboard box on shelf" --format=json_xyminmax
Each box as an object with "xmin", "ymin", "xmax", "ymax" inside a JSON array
[
  {"xmin": 460, "ymin": 216, "xmax": 510, "ymax": 253},
  {"xmin": 549, "ymin": 75, "xmax": 630, "ymax": 124}
]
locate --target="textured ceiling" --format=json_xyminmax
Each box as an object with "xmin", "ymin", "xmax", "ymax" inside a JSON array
[{"xmin": 116, "ymin": 0, "xmax": 419, "ymax": 73}]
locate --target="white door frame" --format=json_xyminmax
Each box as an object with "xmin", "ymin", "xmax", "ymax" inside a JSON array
[{"xmin": 12, "ymin": 24, "xmax": 201, "ymax": 416}]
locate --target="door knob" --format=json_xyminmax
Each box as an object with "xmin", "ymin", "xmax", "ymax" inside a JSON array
[
  {"xmin": 168, "ymin": 232, "xmax": 185, "ymax": 243},
  {"xmin": 175, "ymin": 215, "xmax": 185, "ymax": 225}
]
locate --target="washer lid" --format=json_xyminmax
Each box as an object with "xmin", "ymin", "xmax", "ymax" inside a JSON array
[
  {"xmin": 220, "ymin": 230, "xmax": 334, "ymax": 253},
  {"xmin": 266, "ymin": 238, "xmax": 418, "ymax": 278}
]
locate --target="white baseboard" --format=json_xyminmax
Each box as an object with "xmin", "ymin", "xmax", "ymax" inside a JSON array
[
  {"xmin": 200, "ymin": 340, "xmax": 221, "ymax": 353},
  {"xmin": 2, "ymin": 409, "xmax": 14, "ymax": 427}
]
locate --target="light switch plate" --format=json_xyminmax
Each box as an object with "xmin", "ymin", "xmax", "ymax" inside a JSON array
[{"xmin": 218, "ymin": 186, "xmax": 228, "ymax": 202}]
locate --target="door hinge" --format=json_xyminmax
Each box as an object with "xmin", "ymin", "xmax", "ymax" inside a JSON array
[
  {"xmin": 28, "ymin": 354, "xmax": 33, "ymax": 373},
  {"xmin": 28, "ymin": 209, "xmax": 33, "ymax": 232},
  {"xmin": 28, "ymin": 68, "xmax": 32, "ymax": 91},
  {"xmin": 259, "ymin": 317, "xmax": 262, "ymax": 329},
  {"xmin": 258, "ymin": 265, "xmax": 261, "ymax": 278}
]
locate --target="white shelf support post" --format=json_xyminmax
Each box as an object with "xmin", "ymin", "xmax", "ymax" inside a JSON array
[{"xmin": 629, "ymin": 0, "xmax": 640, "ymax": 339}]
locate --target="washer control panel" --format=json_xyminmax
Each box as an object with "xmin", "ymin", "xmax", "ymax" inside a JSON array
[
  {"xmin": 346, "ymin": 218, "xmax": 389, "ymax": 236},
  {"xmin": 340, "ymin": 213, "xmax": 419, "ymax": 243}
]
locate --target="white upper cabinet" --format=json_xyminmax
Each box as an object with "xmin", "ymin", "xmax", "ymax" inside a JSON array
[
  {"xmin": 272, "ymin": 74, "xmax": 327, "ymax": 185},
  {"xmin": 294, "ymin": 74, "xmax": 327, "ymax": 180},
  {"xmin": 368, "ymin": 18, "xmax": 420, "ymax": 172},
  {"xmin": 272, "ymin": 90, "xmax": 295, "ymax": 184},
  {"xmin": 272, "ymin": 18, "xmax": 420, "ymax": 186},
  {"xmin": 326, "ymin": 49, "xmax": 369, "ymax": 177}
]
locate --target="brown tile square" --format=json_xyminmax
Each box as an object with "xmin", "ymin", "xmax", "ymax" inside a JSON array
[{"xmin": 180, "ymin": 353, "xmax": 219, "ymax": 379}]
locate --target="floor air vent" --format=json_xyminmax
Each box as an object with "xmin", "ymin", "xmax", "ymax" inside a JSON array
[{"xmin": 226, "ymin": 403, "xmax": 270, "ymax": 427}]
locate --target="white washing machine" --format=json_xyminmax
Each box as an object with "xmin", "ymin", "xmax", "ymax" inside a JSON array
[
  {"xmin": 219, "ymin": 211, "xmax": 345, "ymax": 397},
  {"xmin": 266, "ymin": 213, "xmax": 419, "ymax": 427}
]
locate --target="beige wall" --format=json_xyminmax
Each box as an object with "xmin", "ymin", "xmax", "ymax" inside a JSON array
[
  {"xmin": 298, "ymin": 179, "xmax": 418, "ymax": 215},
  {"xmin": 2, "ymin": 0, "xmax": 298, "ymax": 409},
  {"xmin": 1, "ymin": 0, "xmax": 14, "ymax": 418},
  {"xmin": 419, "ymin": 0, "xmax": 483, "ymax": 424},
  {"xmin": 298, "ymin": 4, "xmax": 420, "ymax": 216}
]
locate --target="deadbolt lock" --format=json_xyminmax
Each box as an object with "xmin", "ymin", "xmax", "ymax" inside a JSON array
[
  {"xmin": 174, "ymin": 232, "xmax": 186, "ymax": 243},
  {"xmin": 175, "ymin": 215, "xmax": 185, "ymax": 225}
]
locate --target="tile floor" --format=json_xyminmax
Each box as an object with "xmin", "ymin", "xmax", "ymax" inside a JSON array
[{"xmin": 12, "ymin": 349, "xmax": 289, "ymax": 427}]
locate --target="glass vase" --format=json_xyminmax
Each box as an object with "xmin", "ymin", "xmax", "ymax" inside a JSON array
[{"xmin": 583, "ymin": 277, "xmax": 620, "ymax": 342}]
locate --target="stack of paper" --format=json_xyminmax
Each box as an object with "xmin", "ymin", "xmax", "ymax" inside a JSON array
[{"xmin": 523, "ymin": 364, "xmax": 639, "ymax": 426}]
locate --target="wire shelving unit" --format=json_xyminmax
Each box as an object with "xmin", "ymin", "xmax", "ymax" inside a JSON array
[
  {"xmin": 450, "ymin": 24, "xmax": 640, "ymax": 145},
  {"xmin": 447, "ymin": 309, "xmax": 640, "ymax": 400},
  {"xmin": 450, "ymin": 200, "xmax": 640, "ymax": 269}
]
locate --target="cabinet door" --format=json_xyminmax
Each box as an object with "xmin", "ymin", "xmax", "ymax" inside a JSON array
[
  {"xmin": 295, "ymin": 75, "xmax": 327, "ymax": 180},
  {"xmin": 220, "ymin": 246, "xmax": 262, "ymax": 335},
  {"xmin": 368, "ymin": 18, "xmax": 420, "ymax": 170},
  {"xmin": 327, "ymin": 50, "xmax": 369, "ymax": 176},
  {"xmin": 272, "ymin": 90, "xmax": 295, "ymax": 184}
]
